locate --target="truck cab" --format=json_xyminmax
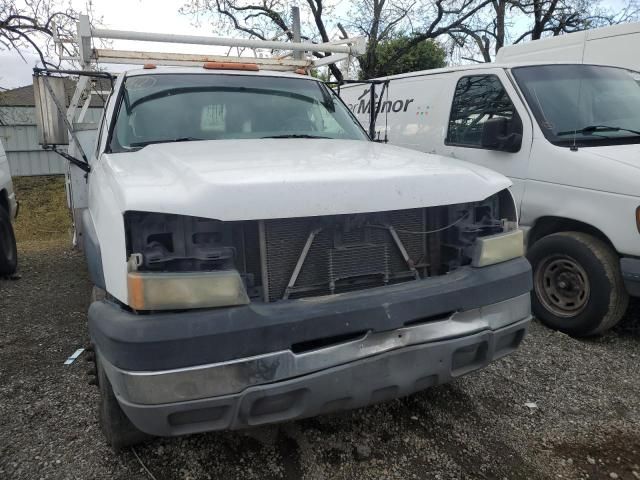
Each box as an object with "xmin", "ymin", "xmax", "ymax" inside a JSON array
[
  {"xmin": 0, "ymin": 139, "xmax": 18, "ymax": 276},
  {"xmin": 340, "ymin": 61, "xmax": 640, "ymax": 336}
]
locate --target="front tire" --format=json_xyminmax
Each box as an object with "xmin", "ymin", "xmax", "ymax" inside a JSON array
[
  {"xmin": 528, "ymin": 232, "xmax": 628, "ymax": 336},
  {"xmin": 0, "ymin": 206, "xmax": 17, "ymax": 276},
  {"xmin": 96, "ymin": 353, "xmax": 151, "ymax": 450}
]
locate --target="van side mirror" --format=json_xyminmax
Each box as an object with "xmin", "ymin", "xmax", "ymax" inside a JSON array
[
  {"xmin": 481, "ymin": 117, "xmax": 522, "ymax": 153},
  {"xmin": 33, "ymin": 75, "xmax": 69, "ymax": 146}
]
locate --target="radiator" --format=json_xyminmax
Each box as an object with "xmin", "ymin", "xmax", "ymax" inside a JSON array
[{"xmin": 258, "ymin": 208, "xmax": 434, "ymax": 302}]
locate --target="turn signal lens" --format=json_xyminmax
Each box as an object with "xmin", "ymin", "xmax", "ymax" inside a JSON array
[
  {"xmin": 472, "ymin": 229, "xmax": 525, "ymax": 268},
  {"xmin": 127, "ymin": 271, "xmax": 249, "ymax": 311}
]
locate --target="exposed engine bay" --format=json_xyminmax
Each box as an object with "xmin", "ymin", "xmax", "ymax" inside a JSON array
[{"xmin": 124, "ymin": 190, "xmax": 516, "ymax": 303}]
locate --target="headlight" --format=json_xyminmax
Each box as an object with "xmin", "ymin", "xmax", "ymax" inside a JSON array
[
  {"xmin": 471, "ymin": 229, "xmax": 524, "ymax": 267},
  {"xmin": 127, "ymin": 270, "xmax": 249, "ymax": 310},
  {"xmin": 124, "ymin": 211, "xmax": 250, "ymax": 310}
]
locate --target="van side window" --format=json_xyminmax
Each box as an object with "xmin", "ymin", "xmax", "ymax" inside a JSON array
[{"xmin": 446, "ymin": 75, "xmax": 520, "ymax": 148}]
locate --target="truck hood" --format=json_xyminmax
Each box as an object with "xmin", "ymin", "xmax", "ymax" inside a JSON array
[{"xmin": 101, "ymin": 139, "xmax": 511, "ymax": 221}]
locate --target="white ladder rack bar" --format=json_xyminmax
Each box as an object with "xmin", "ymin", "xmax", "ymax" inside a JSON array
[
  {"xmin": 90, "ymin": 27, "xmax": 364, "ymax": 55},
  {"xmin": 93, "ymin": 49, "xmax": 311, "ymax": 70},
  {"xmin": 76, "ymin": 15, "xmax": 365, "ymax": 69}
]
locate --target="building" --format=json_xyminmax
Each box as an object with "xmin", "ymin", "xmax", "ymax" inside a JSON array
[{"xmin": 0, "ymin": 79, "xmax": 106, "ymax": 176}]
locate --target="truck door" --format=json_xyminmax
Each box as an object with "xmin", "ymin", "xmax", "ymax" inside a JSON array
[{"xmin": 443, "ymin": 70, "xmax": 533, "ymax": 211}]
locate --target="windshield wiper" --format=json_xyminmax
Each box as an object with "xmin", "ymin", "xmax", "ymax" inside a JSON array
[
  {"xmin": 129, "ymin": 137, "xmax": 204, "ymax": 148},
  {"xmin": 557, "ymin": 125, "xmax": 640, "ymax": 137},
  {"xmin": 261, "ymin": 134, "xmax": 330, "ymax": 139}
]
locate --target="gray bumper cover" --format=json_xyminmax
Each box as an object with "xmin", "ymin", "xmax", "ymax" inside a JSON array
[
  {"xmin": 115, "ymin": 317, "xmax": 529, "ymax": 437},
  {"xmin": 105, "ymin": 293, "xmax": 531, "ymax": 437}
]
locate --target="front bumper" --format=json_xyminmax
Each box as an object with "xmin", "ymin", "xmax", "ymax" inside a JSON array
[
  {"xmin": 110, "ymin": 314, "xmax": 529, "ymax": 437},
  {"xmin": 89, "ymin": 258, "xmax": 532, "ymax": 436},
  {"xmin": 621, "ymin": 257, "xmax": 640, "ymax": 297}
]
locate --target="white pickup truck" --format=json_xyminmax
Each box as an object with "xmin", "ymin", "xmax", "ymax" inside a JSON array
[
  {"xmin": 0, "ymin": 139, "xmax": 18, "ymax": 276},
  {"xmin": 34, "ymin": 30, "xmax": 532, "ymax": 449}
]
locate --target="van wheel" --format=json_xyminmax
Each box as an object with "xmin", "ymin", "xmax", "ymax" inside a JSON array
[
  {"xmin": 528, "ymin": 232, "xmax": 628, "ymax": 336},
  {"xmin": 96, "ymin": 354, "xmax": 151, "ymax": 450},
  {"xmin": 0, "ymin": 206, "xmax": 17, "ymax": 276}
]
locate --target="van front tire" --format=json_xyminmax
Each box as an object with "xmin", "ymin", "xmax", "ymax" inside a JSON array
[
  {"xmin": 0, "ymin": 206, "xmax": 17, "ymax": 276},
  {"xmin": 528, "ymin": 232, "xmax": 628, "ymax": 336},
  {"xmin": 97, "ymin": 354, "xmax": 151, "ymax": 450}
]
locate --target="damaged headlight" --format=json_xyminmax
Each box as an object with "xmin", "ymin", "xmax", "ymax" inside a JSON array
[
  {"xmin": 124, "ymin": 211, "xmax": 250, "ymax": 310},
  {"xmin": 441, "ymin": 189, "xmax": 523, "ymax": 270},
  {"xmin": 127, "ymin": 270, "xmax": 249, "ymax": 310},
  {"xmin": 471, "ymin": 229, "xmax": 524, "ymax": 267},
  {"xmin": 466, "ymin": 189, "xmax": 523, "ymax": 267}
]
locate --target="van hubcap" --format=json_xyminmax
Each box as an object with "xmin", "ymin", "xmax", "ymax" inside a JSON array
[{"xmin": 535, "ymin": 255, "xmax": 590, "ymax": 318}]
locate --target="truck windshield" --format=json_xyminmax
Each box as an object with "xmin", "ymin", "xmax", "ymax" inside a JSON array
[
  {"xmin": 512, "ymin": 65, "xmax": 640, "ymax": 147},
  {"xmin": 108, "ymin": 73, "xmax": 368, "ymax": 152}
]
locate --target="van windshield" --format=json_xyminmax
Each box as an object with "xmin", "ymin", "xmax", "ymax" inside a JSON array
[
  {"xmin": 512, "ymin": 65, "xmax": 640, "ymax": 147},
  {"xmin": 108, "ymin": 73, "xmax": 368, "ymax": 152}
]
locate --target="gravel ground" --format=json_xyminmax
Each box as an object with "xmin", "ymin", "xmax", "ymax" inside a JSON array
[{"xmin": 1, "ymin": 237, "xmax": 639, "ymax": 480}]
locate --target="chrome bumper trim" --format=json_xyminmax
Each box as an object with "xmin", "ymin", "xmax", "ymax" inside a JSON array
[{"xmin": 102, "ymin": 293, "xmax": 531, "ymax": 405}]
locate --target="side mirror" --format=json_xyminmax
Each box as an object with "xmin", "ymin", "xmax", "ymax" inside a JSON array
[
  {"xmin": 481, "ymin": 116, "xmax": 522, "ymax": 153},
  {"xmin": 33, "ymin": 75, "xmax": 69, "ymax": 146}
]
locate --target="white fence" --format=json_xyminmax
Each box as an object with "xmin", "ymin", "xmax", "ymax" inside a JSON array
[{"xmin": 0, "ymin": 108, "xmax": 101, "ymax": 176}]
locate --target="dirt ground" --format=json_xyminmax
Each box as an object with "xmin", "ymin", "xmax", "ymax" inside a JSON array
[{"xmin": 1, "ymin": 177, "xmax": 639, "ymax": 480}]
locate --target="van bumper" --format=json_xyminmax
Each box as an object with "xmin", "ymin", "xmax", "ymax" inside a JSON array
[
  {"xmin": 89, "ymin": 258, "xmax": 532, "ymax": 436},
  {"xmin": 621, "ymin": 257, "xmax": 640, "ymax": 297}
]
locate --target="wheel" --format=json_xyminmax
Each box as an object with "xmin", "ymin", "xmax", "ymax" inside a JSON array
[
  {"xmin": 96, "ymin": 353, "xmax": 151, "ymax": 450},
  {"xmin": 0, "ymin": 206, "xmax": 17, "ymax": 276},
  {"xmin": 528, "ymin": 232, "xmax": 629, "ymax": 336}
]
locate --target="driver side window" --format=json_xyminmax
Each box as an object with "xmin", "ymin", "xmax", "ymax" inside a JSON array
[{"xmin": 446, "ymin": 74, "xmax": 521, "ymax": 149}]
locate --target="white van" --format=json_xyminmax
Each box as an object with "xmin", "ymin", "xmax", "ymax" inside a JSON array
[
  {"xmin": 0, "ymin": 139, "xmax": 18, "ymax": 275},
  {"xmin": 496, "ymin": 22, "xmax": 640, "ymax": 72},
  {"xmin": 340, "ymin": 61, "xmax": 640, "ymax": 336}
]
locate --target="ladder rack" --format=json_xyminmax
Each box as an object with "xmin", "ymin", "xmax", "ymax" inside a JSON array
[{"xmin": 64, "ymin": 15, "xmax": 365, "ymax": 71}]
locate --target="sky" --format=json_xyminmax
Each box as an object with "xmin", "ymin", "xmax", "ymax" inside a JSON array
[
  {"xmin": 0, "ymin": 0, "xmax": 233, "ymax": 89},
  {"xmin": 0, "ymin": 0, "xmax": 632, "ymax": 89}
]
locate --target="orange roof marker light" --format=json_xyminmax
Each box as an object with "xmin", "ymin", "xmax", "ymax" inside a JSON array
[
  {"xmin": 203, "ymin": 62, "xmax": 259, "ymax": 71},
  {"xmin": 143, "ymin": 63, "xmax": 157, "ymax": 69}
]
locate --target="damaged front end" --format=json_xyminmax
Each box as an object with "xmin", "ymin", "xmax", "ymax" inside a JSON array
[
  {"xmin": 122, "ymin": 189, "xmax": 520, "ymax": 310},
  {"xmin": 88, "ymin": 188, "xmax": 530, "ymax": 438}
]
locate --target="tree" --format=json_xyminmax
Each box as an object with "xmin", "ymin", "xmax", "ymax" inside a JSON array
[
  {"xmin": 342, "ymin": 0, "xmax": 416, "ymax": 80},
  {"xmin": 364, "ymin": 36, "xmax": 446, "ymax": 78},
  {"xmin": 512, "ymin": 0, "xmax": 639, "ymax": 43},
  {"xmin": 182, "ymin": 0, "xmax": 492, "ymax": 80},
  {"xmin": 181, "ymin": 0, "xmax": 347, "ymax": 81},
  {"xmin": 0, "ymin": 0, "xmax": 80, "ymax": 68},
  {"xmin": 449, "ymin": 0, "xmax": 640, "ymax": 63}
]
